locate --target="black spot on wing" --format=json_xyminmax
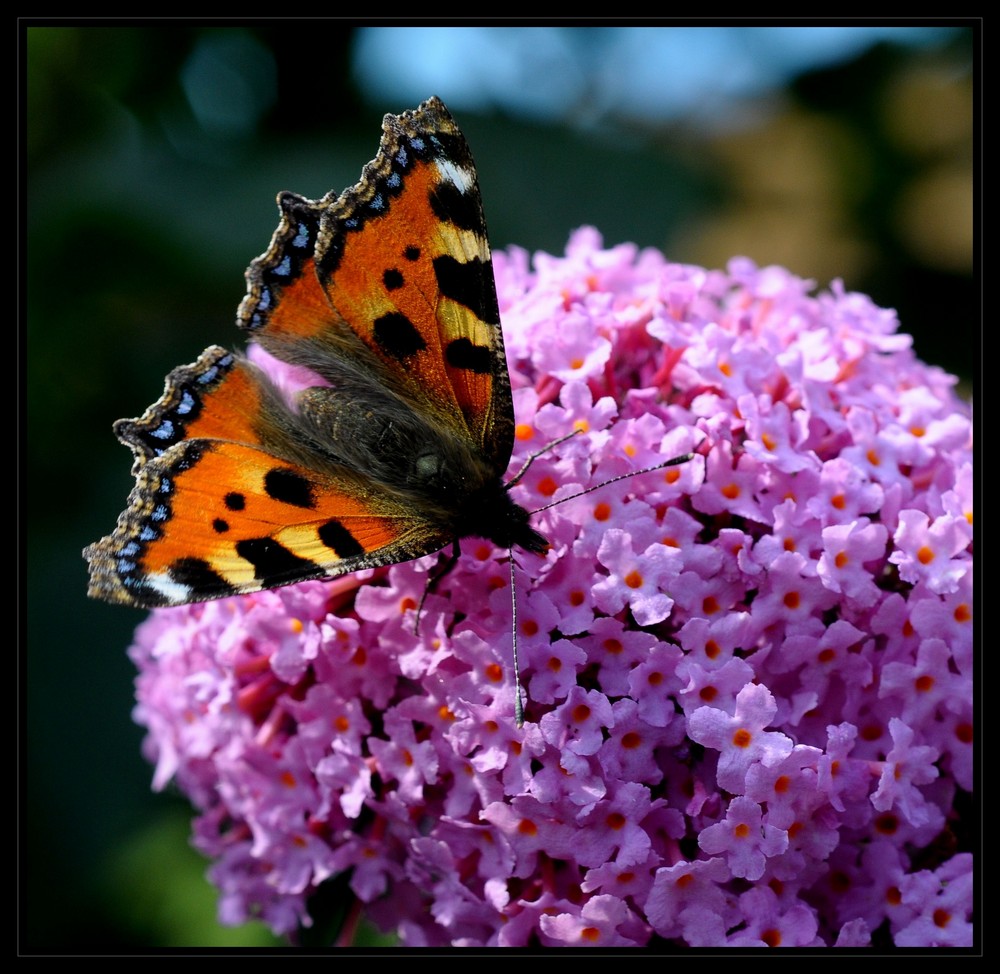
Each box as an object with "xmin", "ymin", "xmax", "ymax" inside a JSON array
[
  {"xmin": 446, "ymin": 337, "xmax": 492, "ymax": 375},
  {"xmin": 404, "ymin": 246, "xmax": 420, "ymax": 261},
  {"xmin": 373, "ymin": 311, "xmax": 427, "ymax": 360},
  {"xmin": 213, "ymin": 518, "xmax": 229, "ymax": 533},
  {"xmin": 429, "ymin": 177, "xmax": 482, "ymax": 234},
  {"xmin": 318, "ymin": 519, "xmax": 365, "ymax": 559},
  {"xmin": 225, "ymin": 492, "xmax": 245, "ymax": 511},
  {"xmin": 236, "ymin": 537, "xmax": 321, "ymax": 582},
  {"xmin": 264, "ymin": 468, "xmax": 315, "ymax": 509},
  {"xmin": 170, "ymin": 557, "xmax": 237, "ymax": 598},
  {"xmin": 383, "ymin": 268, "xmax": 404, "ymax": 291},
  {"xmin": 433, "ymin": 254, "xmax": 500, "ymax": 326}
]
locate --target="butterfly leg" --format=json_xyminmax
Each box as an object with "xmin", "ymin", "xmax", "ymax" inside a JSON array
[{"xmin": 413, "ymin": 539, "xmax": 463, "ymax": 634}]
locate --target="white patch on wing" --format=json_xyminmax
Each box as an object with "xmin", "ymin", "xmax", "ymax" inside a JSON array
[
  {"xmin": 146, "ymin": 572, "xmax": 195, "ymax": 605},
  {"xmin": 434, "ymin": 158, "xmax": 475, "ymax": 195}
]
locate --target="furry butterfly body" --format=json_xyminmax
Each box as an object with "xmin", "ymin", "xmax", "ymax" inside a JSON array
[{"xmin": 84, "ymin": 97, "xmax": 547, "ymax": 608}]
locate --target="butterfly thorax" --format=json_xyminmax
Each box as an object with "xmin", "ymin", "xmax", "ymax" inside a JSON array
[
  {"xmin": 374, "ymin": 426, "xmax": 549, "ymax": 556},
  {"xmin": 449, "ymin": 475, "xmax": 549, "ymax": 556},
  {"xmin": 295, "ymin": 381, "xmax": 546, "ymax": 555}
]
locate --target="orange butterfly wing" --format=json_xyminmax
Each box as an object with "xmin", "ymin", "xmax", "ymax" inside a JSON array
[
  {"xmin": 84, "ymin": 347, "xmax": 446, "ymax": 606},
  {"xmin": 85, "ymin": 97, "xmax": 540, "ymax": 609}
]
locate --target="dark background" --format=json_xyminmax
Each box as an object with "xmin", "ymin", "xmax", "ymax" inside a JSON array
[{"xmin": 24, "ymin": 24, "xmax": 975, "ymax": 950}]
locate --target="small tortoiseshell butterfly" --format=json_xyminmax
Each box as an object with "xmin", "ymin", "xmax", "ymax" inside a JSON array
[
  {"xmin": 85, "ymin": 97, "xmax": 554, "ymax": 611},
  {"xmin": 85, "ymin": 97, "xmax": 692, "ymax": 716}
]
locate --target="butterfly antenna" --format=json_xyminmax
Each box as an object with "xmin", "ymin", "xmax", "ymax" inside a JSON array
[
  {"xmin": 531, "ymin": 451, "xmax": 695, "ymax": 515},
  {"xmin": 510, "ymin": 552, "xmax": 525, "ymax": 728},
  {"xmin": 505, "ymin": 430, "xmax": 581, "ymax": 490}
]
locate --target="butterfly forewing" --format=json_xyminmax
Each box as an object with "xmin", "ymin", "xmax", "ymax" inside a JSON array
[{"xmin": 239, "ymin": 96, "xmax": 513, "ymax": 470}]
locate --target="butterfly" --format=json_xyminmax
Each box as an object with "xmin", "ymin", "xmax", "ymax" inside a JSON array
[
  {"xmin": 84, "ymin": 97, "xmax": 692, "ymax": 721},
  {"xmin": 84, "ymin": 96, "xmax": 554, "ymax": 613}
]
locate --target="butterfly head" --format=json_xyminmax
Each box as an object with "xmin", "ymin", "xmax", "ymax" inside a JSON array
[{"xmin": 446, "ymin": 475, "xmax": 548, "ymax": 557}]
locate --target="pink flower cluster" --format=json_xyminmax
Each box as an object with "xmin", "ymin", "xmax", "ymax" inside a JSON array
[{"xmin": 129, "ymin": 228, "xmax": 973, "ymax": 947}]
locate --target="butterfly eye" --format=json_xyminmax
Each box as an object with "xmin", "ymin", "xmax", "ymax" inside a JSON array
[{"xmin": 414, "ymin": 453, "xmax": 442, "ymax": 482}]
